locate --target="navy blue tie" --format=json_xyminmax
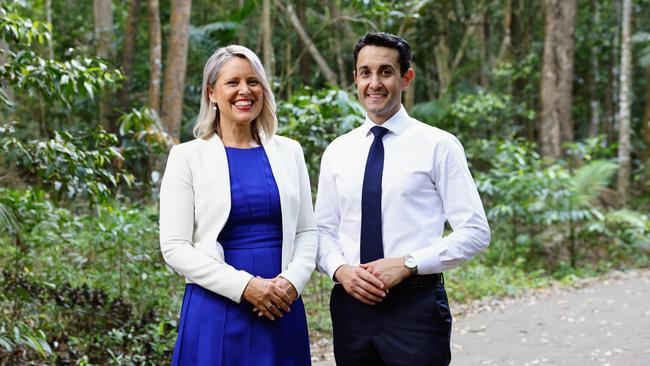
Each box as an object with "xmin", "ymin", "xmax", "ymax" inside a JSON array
[{"xmin": 360, "ymin": 126, "xmax": 389, "ymax": 263}]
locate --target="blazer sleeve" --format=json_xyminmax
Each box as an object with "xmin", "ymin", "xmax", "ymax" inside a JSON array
[
  {"xmin": 279, "ymin": 141, "xmax": 317, "ymax": 295},
  {"xmin": 159, "ymin": 145, "xmax": 253, "ymax": 303}
]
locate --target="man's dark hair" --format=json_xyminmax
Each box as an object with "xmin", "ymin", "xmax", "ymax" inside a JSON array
[{"xmin": 353, "ymin": 32, "xmax": 412, "ymax": 76}]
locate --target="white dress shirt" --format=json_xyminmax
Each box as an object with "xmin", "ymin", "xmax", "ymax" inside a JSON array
[{"xmin": 316, "ymin": 106, "xmax": 490, "ymax": 279}]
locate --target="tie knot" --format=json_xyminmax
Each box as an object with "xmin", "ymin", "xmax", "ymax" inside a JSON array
[{"xmin": 370, "ymin": 126, "xmax": 389, "ymax": 139}]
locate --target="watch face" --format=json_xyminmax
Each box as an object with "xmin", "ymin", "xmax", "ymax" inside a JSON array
[{"xmin": 405, "ymin": 257, "xmax": 416, "ymax": 268}]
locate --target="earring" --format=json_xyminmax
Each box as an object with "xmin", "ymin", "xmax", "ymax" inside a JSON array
[{"xmin": 213, "ymin": 105, "xmax": 217, "ymax": 111}]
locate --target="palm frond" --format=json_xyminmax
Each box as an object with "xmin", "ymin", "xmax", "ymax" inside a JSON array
[
  {"xmin": 0, "ymin": 202, "xmax": 20, "ymax": 233},
  {"xmin": 571, "ymin": 160, "xmax": 618, "ymax": 206}
]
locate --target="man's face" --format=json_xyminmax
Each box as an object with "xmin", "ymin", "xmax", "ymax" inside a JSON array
[{"xmin": 354, "ymin": 45, "xmax": 413, "ymax": 124}]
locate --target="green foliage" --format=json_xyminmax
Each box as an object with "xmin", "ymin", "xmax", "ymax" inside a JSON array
[
  {"xmin": 1, "ymin": 54, "xmax": 122, "ymax": 108},
  {"xmin": 0, "ymin": 8, "xmax": 51, "ymax": 46},
  {"xmin": 446, "ymin": 260, "xmax": 552, "ymax": 303},
  {"xmin": 0, "ymin": 188, "xmax": 180, "ymax": 364},
  {"xmin": 119, "ymin": 107, "xmax": 171, "ymax": 159},
  {"xmin": 1, "ymin": 123, "xmax": 134, "ymax": 205},
  {"xmin": 475, "ymin": 138, "xmax": 649, "ymax": 270},
  {"xmin": 412, "ymin": 90, "xmax": 534, "ymax": 142},
  {"xmin": 277, "ymin": 86, "xmax": 365, "ymax": 185},
  {"xmin": 118, "ymin": 107, "xmax": 173, "ymax": 191},
  {"xmin": 0, "ymin": 202, "xmax": 19, "ymax": 234},
  {"xmin": 570, "ymin": 160, "xmax": 618, "ymax": 206},
  {"xmin": 0, "ymin": 7, "xmax": 122, "ymax": 110}
]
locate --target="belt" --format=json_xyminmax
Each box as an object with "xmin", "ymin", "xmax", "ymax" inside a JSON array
[{"xmin": 389, "ymin": 273, "xmax": 444, "ymax": 295}]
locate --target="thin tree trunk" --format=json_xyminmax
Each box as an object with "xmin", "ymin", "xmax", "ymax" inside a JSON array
[
  {"xmin": 94, "ymin": 0, "xmax": 114, "ymax": 130},
  {"xmin": 296, "ymin": 0, "xmax": 312, "ymax": 84},
  {"xmin": 284, "ymin": 41, "xmax": 293, "ymax": 97},
  {"xmin": 540, "ymin": 0, "xmax": 578, "ymax": 159},
  {"xmin": 46, "ymin": 0, "xmax": 53, "ymax": 59},
  {"xmin": 119, "ymin": 0, "xmax": 141, "ymax": 111},
  {"xmin": 328, "ymin": 0, "xmax": 347, "ymax": 85},
  {"xmin": 476, "ymin": 9, "xmax": 488, "ymax": 88},
  {"xmin": 643, "ymin": 66, "xmax": 650, "ymax": 162},
  {"xmin": 617, "ymin": 0, "xmax": 632, "ymax": 205},
  {"xmin": 274, "ymin": 0, "xmax": 338, "ymax": 86},
  {"xmin": 148, "ymin": 0, "xmax": 162, "ymax": 114},
  {"xmin": 237, "ymin": 0, "xmax": 245, "ymax": 44},
  {"xmin": 606, "ymin": 0, "xmax": 623, "ymax": 145},
  {"xmin": 434, "ymin": 5, "xmax": 451, "ymax": 98},
  {"xmin": 161, "ymin": 0, "xmax": 191, "ymax": 143},
  {"xmin": 603, "ymin": 51, "xmax": 615, "ymax": 144},
  {"xmin": 262, "ymin": 0, "xmax": 274, "ymax": 80},
  {"xmin": 497, "ymin": 0, "xmax": 512, "ymax": 66},
  {"xmin": 513, "ymin": 0, "xmax": 538, "ymax": 141},
  {"xmin": 588, "ymin": 0, "xmax": 601, "ymax": 137}
]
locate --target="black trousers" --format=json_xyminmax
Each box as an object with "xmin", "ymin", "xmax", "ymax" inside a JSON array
[{"xmin": 330, "ymin": 274, "xmax": 452, "ymax": 366}]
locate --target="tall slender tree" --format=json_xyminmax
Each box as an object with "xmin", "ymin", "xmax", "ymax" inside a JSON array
[
  {"xmin": 147, "ymin": 0, "xmax": 162, "ymax": 114},
  {"xmin": 540, "ymin": 0, "xmax": 578, "ymax": 159},
  {"xmin": 119, "ymin": 0, "xmax": 141, "ymax": 111},
  {"xmin": 617, "ymin": 0, "xmax": 632, "ymax": 204},
  {"xmin": 93, "ymin": 0, "xmax": 114, "ymax": 130},
  {"xmin": 161, "ymin": 0, "xmax": 191, "ymax": 142},
  {"xmin": 262, "ymin": 0, "xmax": 274, "ymax": 80},
  {"xmin": 587, "ymin": 0, "xmax": 601, "ymax": 138},
  {"xmin": 643, "ymin": 66, "xmax": 650, "ymax": 161}
]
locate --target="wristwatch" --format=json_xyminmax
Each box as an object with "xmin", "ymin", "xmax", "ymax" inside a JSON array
[{"xmin": 404, "ymin": 254, "xmax": 418, "ymax": 275}]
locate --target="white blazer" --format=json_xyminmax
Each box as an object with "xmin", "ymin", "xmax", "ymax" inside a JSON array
[{"xmin": 159, "ymin": 134, "xmax": 317, "ymax": 303}]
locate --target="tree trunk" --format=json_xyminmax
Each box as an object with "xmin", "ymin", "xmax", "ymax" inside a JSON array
[
  {"xmin": 476, "ymin": 8, "xmax": 488, "ymax": 88},
  {"xmin": 643, "ymin": 66, "xmax": 650, "ymax": 162},
  {"xmin": 284, "ymin": 41, "xmax": 293, "ymax": 97},
  {"xmin": 605, "ymin": 0, "xmax": 622, "ymax": 145},
  {"xmin": 93, "ymin": 0, "xmax": 114, "ymax": 130},
  {"xmin": 161, "ymin": 0, "xmax": 191, "ymax": 143},
  {"xmin": 434, "ymin": 5, "xmax": 451, "ymax": 98},
  {"xmin": 296, "ymin": 0, "xmax": 312, "ymax": 84},
  {"xmin": 617, "ymin": 0, "xmax": 632, "ymax": 205},
  {"xmin": 237, "ymin": 0, "xmax": 245, "ymax": 44},
  {"xmin": 119, "ymin": 0, "xmax": 141, "ymax": 112},
  {"xmin": 274, "ymin": 0, "xmax": 337, "ymax": 86},
  {"xmin": 540, "ymin": 0, "xmax": 578, "ymax": 159},
  {"xmin": 497, "ymin": 0, "xmax": 512, "ymax": 66},
  {"xmin": 148, "ymin": 0, "xmax": 162, "ymax": 114},
  {"xmin": 262, "ymin": 0, "xmax": 274, "ymax": 80},
  {"xmin": 46, "ymin": 0, "xmax": 53, "ymax": 59},
  {"xmin": 328, "ymin": 0, "xmax": 347, "ymax": 85},
  {"xmin": 587, "ymin": 0, "xmax": 601, "ymax": 137}
]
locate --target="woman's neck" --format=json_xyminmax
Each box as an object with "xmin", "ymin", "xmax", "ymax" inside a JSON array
[{"xmin": 219, "ymin": 121, "xmax": 259, "ymax": 148}]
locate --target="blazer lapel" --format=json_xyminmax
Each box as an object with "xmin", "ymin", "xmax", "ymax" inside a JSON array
[{"xmin": 204, "ymin": 134, "xmax": 231, "ymax": 241}]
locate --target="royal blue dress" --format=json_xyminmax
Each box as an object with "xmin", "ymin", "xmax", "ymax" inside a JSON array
[{"xmin": 171, "ymin": 146, "xmax": 311, "ymax": 366}]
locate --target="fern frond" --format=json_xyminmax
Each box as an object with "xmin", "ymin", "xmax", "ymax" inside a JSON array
[
  {"xmin": 571, "ymin": 160, "xmax": 618, "ymax": 206},
  {"xmin": 605, "ymin": 209, "xmax": 648, "ymax": 229}
]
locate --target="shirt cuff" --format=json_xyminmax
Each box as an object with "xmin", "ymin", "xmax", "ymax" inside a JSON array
[
  {"xmin": 410, "ymin": 240, "xmax": 444, "ymax": 274},
  {"xmin": 321, "ymin": 252, "xmax": 348, "ymax": 281}
]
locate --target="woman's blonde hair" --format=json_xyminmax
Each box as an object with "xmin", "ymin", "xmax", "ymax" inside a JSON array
[{"xmin": 193, "ymin": 45, "xmax": 277, "ymax": 140}]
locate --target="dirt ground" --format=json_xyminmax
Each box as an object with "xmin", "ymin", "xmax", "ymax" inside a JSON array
[{"xmin": 312, "ymin": 269, "xmax": 650, "ymax": 366}]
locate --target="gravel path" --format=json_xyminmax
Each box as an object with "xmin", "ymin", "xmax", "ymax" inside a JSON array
[{"xmin": 312, "ymin": 269, "xmax": 650, "ymax": 366}]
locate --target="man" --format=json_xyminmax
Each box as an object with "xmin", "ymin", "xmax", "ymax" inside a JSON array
[{"xmin": 316, "ymin": 32, "xmax": 490, "ymax": 366}]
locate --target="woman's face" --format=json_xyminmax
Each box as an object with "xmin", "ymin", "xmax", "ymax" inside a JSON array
[{"xmin": 209, "ymin": 57, "xmax": 264, "ymax": 128}]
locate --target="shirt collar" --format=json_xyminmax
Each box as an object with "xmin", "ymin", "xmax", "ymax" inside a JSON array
[{"xmin": 360, "ymin": 105, "xmax": 410, "ymax": 137}]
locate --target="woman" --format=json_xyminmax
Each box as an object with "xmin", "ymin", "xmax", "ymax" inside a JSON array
[{"xmin": 159, "ymin": 45, "xmax": 315, "ymax": 365}]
